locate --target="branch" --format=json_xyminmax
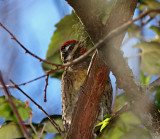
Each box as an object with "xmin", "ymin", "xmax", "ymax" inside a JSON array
[
  {"xmin": 142, "ymin": 17, "xmax": 154, "ymax": 26},
  {"xmin": 0, "ymin": 72, "xmax": 31, "ymax": 139},
  {"xmin": 63, "ymin": 8, "xmax": 160, "ymax": 67},
  {"xmin": 44, "ymin": 74, "xmax": 49, "ymax": 102},
  {"xmin": 0, "ymin": 23, "xmax": 61, "ymax": 67},
  {"xmin": 10, "ymin": 80, "xmax": 64, "ymax": 138},
  {"xmin": 0, "ymin": 65, "xmax": 65, "ymax": 89},
  {"xmin": 149, "ymin": 77, "xmax": 160, "ymax": 89}
]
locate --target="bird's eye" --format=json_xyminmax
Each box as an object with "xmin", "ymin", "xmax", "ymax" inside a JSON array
[{"xmin": 69, "ymin": 45, "xmax": 73, "ymax": 50}]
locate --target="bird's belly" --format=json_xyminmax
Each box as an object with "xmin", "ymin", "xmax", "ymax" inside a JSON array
[{"xmin": 61, "ymin": 70, "xmax": 87, "ymax": 130}]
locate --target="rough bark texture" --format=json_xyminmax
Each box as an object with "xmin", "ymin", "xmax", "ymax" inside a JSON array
[
  {"xmin": 65, "ymin": 52, "xmax": 110, "ymax": 139},
  {"xmin": 65, "ymin": 0, "xmax": 160, "ymax": 138}
]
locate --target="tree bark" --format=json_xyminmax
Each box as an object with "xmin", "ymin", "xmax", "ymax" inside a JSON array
[{"xmin": 65, "ymin": 52, "xmax": 110, "ymax": 139}]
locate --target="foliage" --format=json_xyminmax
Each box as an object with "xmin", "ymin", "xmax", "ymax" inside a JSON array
[
  {"xmin": 41, "ymin": 115, "xmax": 64, "ymax": 133},
  {"xmin": 134, "ymin": 42, "xmax": 160, "ymax": 76},
  {"xmin": 95, "ymin": 94, "xmax": 151, "ymax": 138},
  {"xmin": 138, "ymin": 0, "xmax": 160, "ymax": 10},
  {"xmin": 95, "ymin": 115, "xmax": 111, "ymax": 133},
  {"xmin": 140, "ymin": 71, "xmax": 151, "ymax": 85},
  {"xmin": 0, "ymin": 96, "xmax": 30, "ymax": 122},
  {"xmin": 0, "ymin": 123, "xmax": 23, "ymax": 139},
  {"xmin": 132, "ymin": 1, "xmax": 160, "ymax": 76}
]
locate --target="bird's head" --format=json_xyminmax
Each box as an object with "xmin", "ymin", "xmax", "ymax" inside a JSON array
[{"xmin": 60, "ymin": 40, "xmax": 87, "ymax": 63}]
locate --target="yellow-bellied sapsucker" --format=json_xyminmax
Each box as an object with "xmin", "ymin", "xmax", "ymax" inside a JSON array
[{"xmin": 60, "ymin": 40, "xmax": 112, "ymax": 132}]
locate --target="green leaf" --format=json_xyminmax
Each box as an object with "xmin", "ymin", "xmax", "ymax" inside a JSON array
[
  {"xmin": 0, "ymin": 122, "xmax": 24, "ymax": 139},
  {"xmin": 140, "ymin": 71, "xmax": 151, "ymax": 85},
  {"xmin": 53, "ymin": 134, "xmax": 62, "ymax": 139},
  {"xmin": 0, "ymin": 96, "xmax": 30, "ymax": 122},
  {"xmin": 138, "ymin": 0, "xmax": 160, "ymax": 18},
  {"xmin": 149, "ymin": 26, "xmax": 160, "ymax": 41},
  {"xmin": 96, "ymin": 117, "xmax": 111, "ymax": 132},
  {"xmin": 127, "ymin": 24, "xmax": 141, "ymax": 38},
  {"xmin": 41, "ymin": 115, "xmax": 64, "ymax": 133},
  {"xmin": 102, "ymin": 111, "xmax": 150, "ymax": 139},
  {"xmin": 134, "ymin": 42, "xmax": 160, "ymax": 76},
  {"xmin": 138, "ymin": 0, "xmax": 160, "ymax": 10},
  {"xmin": 98, "ymin": 93, "xmax": 150, "ymax": 138},
  {"xmin": 42, "ymin": 11, "xmax": 93, "ymax": 79}
]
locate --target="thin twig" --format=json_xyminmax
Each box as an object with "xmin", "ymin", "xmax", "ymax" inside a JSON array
[
  {"xmin": 63, "ymin": 8, "xmax": 160, "ymax": 67},
  {"xmin": 30, "ymin": 123, "xmax": 38, "ymax": 135},
  {"xmin": 10, "ymin": 80, "xmax": 64, "ymax": 137},
  {"xmin": 25, "ymin": 104, "xmax": 38, "ymax": 135},
  {"xmin": 0, "ymin": 74, "xmax": 47, "ymax": 89},
  {"xmin": 0, "ymin": 66, "xmax": 65, "ymax": 89},
  {"xmin": 38, "ymin": 123, "xmax": 46, "ymax": 139},
  {"xmin": 142, "ymin": 17, "xmax": 154, "ymax": 26},
  {"xmin": 44, "ymin": 74, "xmax": 49, "ymax": 102},
  {"xmin": 149, "ymin": 77, "xmax": 160, "ymax": 89},
  {"xmin": 0, "ymin": 72, "xmax": 31, "ymax": 139},
  {"xmin": 0, "ymin": 23, "xmax": 61, "ymax": 67}
]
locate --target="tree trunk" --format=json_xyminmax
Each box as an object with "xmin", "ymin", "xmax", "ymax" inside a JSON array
[{"xmin": 65, "ymin": 0, "xmax": 160, "ymax": 138}]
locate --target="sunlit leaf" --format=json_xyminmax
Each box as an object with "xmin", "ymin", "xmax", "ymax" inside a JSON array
[
  {"xmin": 96, "ymin": 117, "xmax": 111, "ymax": 132},
  {"xmin": 140, "ymin": 71, "xmax": 151, "ymax": 85},
  {"xmin": 0, "ymin": 123, "xmax": 23, "ymax": 139},
  {"xmin": 134, "ymin": 42, "xmax": 160, "ymax": 75},
  {"xmin": 0, "ymin": 96, "xmax": 30, "ymax": 122}
]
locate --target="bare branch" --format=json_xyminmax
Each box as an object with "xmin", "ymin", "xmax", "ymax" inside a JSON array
[
  {"xmin": 0, "ymin": 22, "xmax": 61, "ymax": 67},
  {"xmin": 0, "ymin": 74, "xmax": 47, "ymax": 89},
  {"xmin": 0, "ymin": 71, "xmax": 31, "ymax": 139},
  {"xmin": 10, "ymin": 80, "xmax": 64, "ymax": 137},
  {"xmin": 0, "ymin": 65, "xmax": 65, "ymax": 89},
  {"xmin": 44, "ymin": 74, "xmax": 49, "ymax": 102},
  {"xmin": 149, "ymin": 77, "xmax": 160, "ymax": 89},
  {"xmin": 142, "ymin": 17, "xmax": 154, "ymax": 26}
]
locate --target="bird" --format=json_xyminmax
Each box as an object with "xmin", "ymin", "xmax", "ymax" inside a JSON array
[{"xmin": 60, "ymin": 40, "xmax": 113, "ymax": 132}]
